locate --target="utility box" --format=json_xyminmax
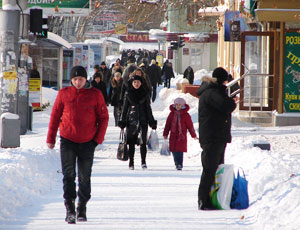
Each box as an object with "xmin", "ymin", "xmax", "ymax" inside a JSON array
[{"xmin": 0, "ymin": 113, "xmax": 20, "ymax": 148}]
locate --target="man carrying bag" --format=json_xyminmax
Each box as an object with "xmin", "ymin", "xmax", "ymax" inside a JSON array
[{"xmin": 197, "ymin": 67, "xmax": 237, "ymax": 210}]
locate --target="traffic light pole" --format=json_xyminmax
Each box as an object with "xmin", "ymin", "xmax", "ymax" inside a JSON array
[
  {"xmin": 0, "ymin": 0, "xmax": 30, "ymax": 135},
  {"xmin": 0, "ymin": 3, "xmax": 20, "ymax": 115}
]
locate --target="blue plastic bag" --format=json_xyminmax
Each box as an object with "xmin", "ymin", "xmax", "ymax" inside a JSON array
[{"xmin": 230, "ymin": 168, "xmax": 249, "ymax": 209}]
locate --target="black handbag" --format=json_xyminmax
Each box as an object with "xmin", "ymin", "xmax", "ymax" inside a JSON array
[{"xmin": 117, "ymin": 129, "xmax": 128, "ymax": 161}]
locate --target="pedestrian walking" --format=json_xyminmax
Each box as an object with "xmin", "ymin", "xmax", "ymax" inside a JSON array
[
  {"xmin": 99, "ymin": 61, "xmax": 112, "ymax": 89},
  {"xmin": 133, "ymin": 68, "xmax": 152, "ymax": 97},
  {"xmin": 196, "ymin": 67, "xmax": 237, "ymax": 210},
  {"xmin": 108, "ymin": 72, "xmax": 123, "ymax": 126},
  {"xmin": 46, "ymin": 65, "xmax": 109, "ymax": 223},
  {"xmin": 183, "ymin": 66, "xmax": 194, "ymax": 84},
  {"xmin": 91, "ymin": 72, "xmax": 108, "ymax": 104},
  {"xmin": 147, "ymin": 59, "xmax": 162, "ymax": 102},
  {"xmin": 161, "ymin": 60, "xmax": 175, "ymax": 88},
  {"xmin": 118, "ymin": 75, "xmax": 157, "ymax": 170},
  {"xmin": 163, "ymin": 97, "xmax": 197, "ymax": 170},
  {"xmin": 92, "ymin": 64, "xmax": 101, "ymax": 82}
]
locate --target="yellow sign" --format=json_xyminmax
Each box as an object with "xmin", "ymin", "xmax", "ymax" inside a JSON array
[
  {"xmin": 3, "ymin": 71, "xmax": 17, "ymax": 79},
  {"xmin": 156, "ymin": 54, "xmax": 164, "ymax": 67},
  {"xmin": 115, "ymin": 24, "xmax": 127, "ymax": 35},
  {"xmin": 29, "ymin": 79, "xmax": 41, "ymax": 91}
]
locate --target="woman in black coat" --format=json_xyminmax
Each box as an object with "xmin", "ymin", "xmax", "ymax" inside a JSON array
[
  {"xmin": 118, "ymin": 75, "xmax": 157, "ymax": 170},
  {"xmin": 147, "ymin": 59, "xmax": 162, "ymax": 102},
  {"xmin": 91, "ymin": 72, "xmax": 108, "ymax": 104},
  {"xmin": 196, "ymin": 67, "xmax": 237, "ymax": 210},
  {"xmin": 108, "ymin": 72, "xmax": 123, "ymax": 126},
  {"xmin": 161, "ymin": 60, "xmax": 175, "ymax": 88},
  {"xmin": 183, "ymin": 66, "xmax": 194, "ymax": 84}
]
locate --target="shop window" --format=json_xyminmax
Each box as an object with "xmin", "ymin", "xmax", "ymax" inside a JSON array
[
  {"xmin": 43, "ymin": 48, "xmax": 58, "ymax": 58},
  {"xmin": 42, "ymin": 59, "xmax": 58, "ymax": 88},
  {"xmin": 191, "ymin": 48, "xmax": 202, "ymax": 65}
]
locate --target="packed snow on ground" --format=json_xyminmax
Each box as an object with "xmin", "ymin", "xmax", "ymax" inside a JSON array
[{"xmin": 0, "ymin": 71, "xmax": 300, "ymax": 230}]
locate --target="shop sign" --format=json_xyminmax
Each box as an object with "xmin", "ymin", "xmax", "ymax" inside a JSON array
[
  {"xmin": 0, "ymin": 0, "xmax": 90, "ymax": 16},
  {"xmin": 168, "ymin": 48, "xmax": 173, "ymax": 60},
  {"xmin": 114, "ymin": 24, "xmax": 127, "ymax": 35},
  {"xmin": 283, "ymin": 32, "xmax": 300, "ymax": 112},
  {"xmin": 29, "ymin": 78, "xmax": 41, "ymax": 109},
  {"xmin": 120, "ymin": 33, "xmax": 157, "ymax": 43},
  {"xmin": 183, "ymin": 48, "xmax": 189, "ymax": 55}
]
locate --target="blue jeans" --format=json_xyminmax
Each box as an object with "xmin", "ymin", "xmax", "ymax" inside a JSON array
[
  {"xmin": 60, "ymin": 137, "xmax": 96, "ymax": 202},
  {"xmin": 172, "ymin": 152, "xmax": 183, "ymax": 167}
]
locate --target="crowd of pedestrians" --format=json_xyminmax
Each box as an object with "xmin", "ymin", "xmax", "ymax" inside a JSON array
[{"xmin": 46, "ymin": 51, "xmax": 238, "ymax": 223}]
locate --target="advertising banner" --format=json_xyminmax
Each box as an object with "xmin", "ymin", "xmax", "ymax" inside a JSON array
[
  {"xmin": 283, "ymin": 32, "xmax": 300, "ymax": 112},
  {"xmin": 0, "ymin": 0, "xmax": 89, "ymax": 16},
  {"xmin": 29, "ymin": 78, "xmax": 41, "ymax": 109}
]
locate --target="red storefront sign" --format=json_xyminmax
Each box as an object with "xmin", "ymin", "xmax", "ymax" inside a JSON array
[{"xmin": 119, "ymin": 33, "xmax": 157, "ymax": 43}]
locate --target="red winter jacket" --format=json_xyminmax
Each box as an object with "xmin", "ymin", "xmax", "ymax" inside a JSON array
[
  {"xmin": 47, "ymin": 86, "xmax": 109, "ymax": 145},
  {"xmin": 163, "ymin": 104, "xmax": 196, "ymax": 152}
]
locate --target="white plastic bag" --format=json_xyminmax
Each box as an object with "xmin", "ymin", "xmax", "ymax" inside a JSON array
[
  {"xmin": 160, "ymin": 139, "xmax": 170, "ymax": 156},
  {"xmin": 209, "ymin": 164, "xmax": 234, "ymax": 210},
  {"xmin": 147, "ymin": 130, "xmax": 159, "ymax": 151}
]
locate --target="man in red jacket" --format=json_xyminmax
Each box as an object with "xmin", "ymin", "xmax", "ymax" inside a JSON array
[{"xmin": 47, "ymin": 66, "xmax": 109, "ymax": 224}]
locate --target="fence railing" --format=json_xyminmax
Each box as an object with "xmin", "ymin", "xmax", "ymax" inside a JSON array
[{"xmin": 226, "ymin": 66, "xmax": 274, "ymax": 112}]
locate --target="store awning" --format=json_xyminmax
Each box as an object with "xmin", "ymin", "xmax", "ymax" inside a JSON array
[
  {"xmin": 47, "ymin": 32, "xmax": 72, "ymax": 49},
  {"xmin": 255, "ymin": 8, "xmax": 300, "ymax": 22}
]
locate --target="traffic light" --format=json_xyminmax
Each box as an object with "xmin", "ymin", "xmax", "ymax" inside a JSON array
[
  {"xmin": 170, "ymin": 41, "xmax": 178, "ymax": 50},
  {"xmin": 178, "ymin": 36, "xmax": 185, "ymax": 48},
  {"xmin": 30, "ymin": 9, "xmax": 48, "ymax": 38},
  {"xmin": 30, "ymin": 9, "xmax": 42, "ymax": 35},
  {"xmin": 40, "ymin": 16, "xmax": 48, "ymax": 38}
]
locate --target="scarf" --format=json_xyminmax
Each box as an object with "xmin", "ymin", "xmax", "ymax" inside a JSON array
[{"xmin": 171, "ymin": 110, "xmax": 184, "ymax": 140}]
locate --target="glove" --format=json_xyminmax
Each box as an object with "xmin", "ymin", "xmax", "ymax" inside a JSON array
[
  {"xmin": 118, "ymin": 120, "xmax": 126, "ymax": 129},
  {"xmin": 91, "ymin": 140, "xmax": 98, "ymax": 147},
  {"xmin": 149, "ymin": 120, "xmax": 157, "ymax": 130}
]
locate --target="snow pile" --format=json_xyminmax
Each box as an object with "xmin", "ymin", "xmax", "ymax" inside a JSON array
[{"xmin": 0, "ymin": 147, "xmax": 60, "ymax": 221}]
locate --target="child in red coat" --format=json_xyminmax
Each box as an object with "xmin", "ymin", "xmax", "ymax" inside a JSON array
[{"xmin": 163, "ymin": 97, "xmax": 198, "ymax": 170}]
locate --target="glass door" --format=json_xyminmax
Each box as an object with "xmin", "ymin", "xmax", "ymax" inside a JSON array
[{"xmin": 240, "ymin": 31, "xmax": 274, "ymax": 111}]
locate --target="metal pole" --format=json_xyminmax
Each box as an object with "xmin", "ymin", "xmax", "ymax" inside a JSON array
[
  {"xmin": 278, "ymin": 22, "xmax": 285, "ymax": 114},
  {"xmin": 0, "ymin": 4, "xmax": 20, "ymax": 115}
]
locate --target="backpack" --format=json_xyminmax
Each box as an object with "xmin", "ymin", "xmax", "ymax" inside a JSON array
[{"xmin": 230, "ymin": 168, "xmax": 249, "ymax": 209}]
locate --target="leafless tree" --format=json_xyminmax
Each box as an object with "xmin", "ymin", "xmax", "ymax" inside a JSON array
[{"xmin": 48, "ymin": 0, "xmax": 219, "ymax": 41}]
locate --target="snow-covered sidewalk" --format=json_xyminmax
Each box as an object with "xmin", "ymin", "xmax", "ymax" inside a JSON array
[
  {"xmin": 1, "ymin": 78, "xmax": 300, "ymax": 229},
  {"xmin": 1, "ymin": 107, "xmax": 246, "ymax": 230}
]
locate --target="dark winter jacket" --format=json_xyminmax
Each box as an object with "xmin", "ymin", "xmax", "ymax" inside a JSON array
[
  {"xmin": 138, "ymin": 65, "xmax": 153, "ymax": 94},
  {"xmin": 161, "ymin": 62, "xmax": 175, "ymax": 80},
  {"xmin": 147, "ymin": 64, "xmax": 162, "ymax": 87},
  {"xmin": 119, "ymin": 84, "xmax": 156, "ymax": 144},
  {"xmin": 47, "ymin": 84, "xmax": 109, "ymax": 145},
  {"xmin": 197, "ymin": 76, "xmax": 236, "ymax": 145},
  {"xmin": 183, "ymin": 66, "xmax": 194, "ymax": 84},
  {"xmin": 99, "ymin": 67, "xmax": 112, "ymax": 87},
  {"xmin": 108, "ymin": 77, "xmax": 123, "ymax": 106},
  {"xmin": 163, "ymin": 104, "xmax": 196, "ymax": 152},
  {"xmin": 91, "ymin": 80, "xmax": 108, "ymax": 104},
  {"xmin": 120, "ymin": 63, "xmax": 138, "ymax": 102}
]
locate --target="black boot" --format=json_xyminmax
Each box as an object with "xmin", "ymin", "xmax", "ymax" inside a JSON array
[
  {"xmin": 64, "ymin": 199, "xmax": 76, "ymax": 224},
  {"xmin": 77, "ymin": 200, "xmax": 87, "ymax": 222}
]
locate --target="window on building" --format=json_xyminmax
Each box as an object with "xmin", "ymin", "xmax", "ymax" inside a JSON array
[
  {"xmin": 42, "ymin": 48, "xmax": 59, "ymax": 88},
  {"xmin": 191, "ymin": 48, "xmax": 202, "ymax": 65}
]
